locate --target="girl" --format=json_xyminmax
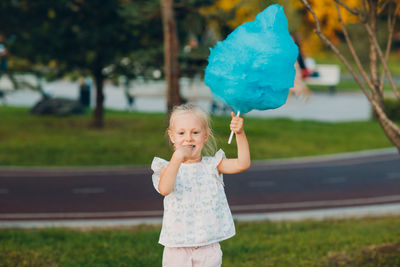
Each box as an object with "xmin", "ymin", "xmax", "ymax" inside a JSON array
[{"xmin": 151, "ymin": 104, "xmax": 250, "ymax": 267}]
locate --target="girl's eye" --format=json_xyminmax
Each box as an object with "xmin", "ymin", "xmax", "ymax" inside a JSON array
[
  {"xmin": 193, "ymin": 131, "xmax": 199, "ymax": 134},
  {"xmin": 179, "ymin": 132, "xmax": 184, "ymax": 135}
]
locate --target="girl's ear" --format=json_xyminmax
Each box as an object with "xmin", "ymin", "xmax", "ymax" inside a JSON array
[
  {"xmin": 168, "ymin": 130, "xmax": 175, "ymax": 144},
  {"xmin": 204, "ymin": 132, "xmax": 209, "ymax": 142},
  {"xmin": 205, "ymin": 128, "xmax": 211, "ymax": 142}
]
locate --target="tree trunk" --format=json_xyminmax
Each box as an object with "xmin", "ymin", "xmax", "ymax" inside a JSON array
[
  {"xmin": 92, "ymin": 69, "xmax": 105, "ymax": 128},
  {"xmin": 369, "ymin": 1, "xmax": 400, "ymax": 150},
  {"xmin": 161, "ymin": 0, "xmax": 181, "ymax": 114},
  {"xmin": 373, "ymin": 103, "xmax": 400, "ymax": 153}
]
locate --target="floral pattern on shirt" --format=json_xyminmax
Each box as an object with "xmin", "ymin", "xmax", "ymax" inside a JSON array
[{"xmin": 151, "ymin": 149, "xmax": 236, "ymax": 247}]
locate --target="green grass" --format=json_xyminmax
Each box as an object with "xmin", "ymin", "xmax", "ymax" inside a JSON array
[
  {"xmin": 0, "ymin": 106, "xmax": 393, "ymax": 166},
  {"xmin": 1, "ymin": 216, "xmax": 400, "ymax": 266}
]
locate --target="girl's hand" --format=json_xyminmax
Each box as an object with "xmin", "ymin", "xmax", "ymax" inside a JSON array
[
  {"xmin": 173, "ymin": 145, "xmax": 194, "ymax": 162},
  {"xmin": 230, "ymin": 111, "xmax": 244, "ymax": 135}
]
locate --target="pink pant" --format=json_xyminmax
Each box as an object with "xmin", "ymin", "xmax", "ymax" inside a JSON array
[{"xmin": 162, "ymin": 242, "xmax": 222, "ymax": 267}]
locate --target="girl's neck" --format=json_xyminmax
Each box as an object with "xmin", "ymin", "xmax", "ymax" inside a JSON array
[{"xmin": 182, "ymin": 156, "xmax": 202, "ymax": 164}]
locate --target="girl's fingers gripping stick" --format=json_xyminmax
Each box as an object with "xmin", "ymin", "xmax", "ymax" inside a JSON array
[{"xmin": 228, "ymin": 111, "xmax": 240, "ymax": 144}]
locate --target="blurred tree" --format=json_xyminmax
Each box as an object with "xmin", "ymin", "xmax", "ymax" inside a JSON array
[
  {"xmin": 161, "ymin": 0, "xmax": 214, "ymax": 112},
  {"xmin": 114, "ymin": 0, "xmax": 215, "ymax": 81},
  {"xmin": 299, "ymin": 0, "xmax": 400, "ymax": 152},
  {"xmin": 175, "ymin": 0, "xmax": 214, "ymax": 80},
  {"xmin": 52, "ymin": 0, "xmax": 137, "ymax": 128},
  {"xmin": 0, "ymin": 0, "xmax": 51, "ymax": 94},
  {"xmin": 119, "ymin": 0, "xmax": 214, "ymax": 113},
  {"xmin": 1, "ymin": 0, "xmax": 216, "ymax": 121},
  {"xmin": 0, "ymin": 0, "xmax": 140, "ymax": 128},
  {"xmin": 161, "ymin": 0, "xmax": 181, "ymax": 112},
  {"xmin": 116, "ymin": 0, "xmax": 164, "ymax": 80}
]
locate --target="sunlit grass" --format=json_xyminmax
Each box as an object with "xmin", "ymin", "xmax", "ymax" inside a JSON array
[
  {"xmin": 0, "ymin": 106, "xmax": 393, "ymax": 166},
  {"xmin": 1, "ymin": 216, "xmax": 399, "ymax": 266}
]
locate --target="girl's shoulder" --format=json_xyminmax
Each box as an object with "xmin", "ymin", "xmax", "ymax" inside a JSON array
[
  {"xmin": 203, "ymin": 149, "xmax": 225, "ymax": 168},
  {"xmin": 151, "ymin": 157, "xmax": 169, "ymax": 172}
]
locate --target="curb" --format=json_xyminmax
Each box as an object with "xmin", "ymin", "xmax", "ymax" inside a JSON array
[
  {"xmin": 0, "ymin": 147, "xmax": 397, "ymax": 171},
  {"xmin": 252, "ymin": 147, "xmax": 398, "ymax": 168},
  {"xmin": 1, "ymin": 202, "xmax": 400, "ymax": 228}
]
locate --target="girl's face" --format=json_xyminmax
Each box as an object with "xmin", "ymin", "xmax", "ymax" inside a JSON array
[{"xmin": 168, "ymin": 112, "xmax": 208, "ymax": 159}]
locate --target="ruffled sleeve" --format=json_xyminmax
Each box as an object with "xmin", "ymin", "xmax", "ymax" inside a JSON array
[
  {"xmin": 151, "ymin": 157, "xmax": 169, "ymax": 194},
  {"xmin": 207, "ymin": 149, "xmax": 226, "ymax": 186},
  {"xmin": 213, "ymin": 149, "xmax": 226, "ymax": 169}
]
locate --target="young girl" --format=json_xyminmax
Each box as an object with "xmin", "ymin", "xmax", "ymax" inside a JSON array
[{"xmin": 151, "ymin": 104, "xmax": 250, "ymax": 267}]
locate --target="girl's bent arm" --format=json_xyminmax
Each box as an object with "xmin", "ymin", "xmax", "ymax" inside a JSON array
[
  {"xmin": 158, "ymin": 145, "xmax": 193, "ymax": 196},
  {"xmin": 218, "ymin": 130, "xmax": 251, "ymax": 174},
  {"xmin": 218, "ymin": 112, "xmax": 251, "ymax": 174},
  {"xmin": 158, "ymin": 154, "xmax": 182, "ymax": 196}
]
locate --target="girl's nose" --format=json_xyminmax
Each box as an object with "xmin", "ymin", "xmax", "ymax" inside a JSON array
[{"xmin": 185, "ymin": 133, "xmax": 193, "ymax": 141}]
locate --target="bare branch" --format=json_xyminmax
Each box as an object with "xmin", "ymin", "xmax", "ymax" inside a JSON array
[
  {"xmin": 379, "ymin": 3, "xmax": 399, "ymax": 93},
  {"xmin": 354, "ymin": 0, "xmax": 370, "ymax": 24},
  {"xmin": 334, "ymin": 0, "xmax": 360, "ymax": 15},
  {"xmin": 362, "ymin": 0, "xmax": 368, "ymax": 17},
  {"xmin": 378, "ymin": 0, "xmax": 390, "ymax": 15},
  {"xmin": 335, "ymin": 2, "xmax": 374, "ymax": 90},
  {"xmin": 300, "ymin": 0, "xmax": 372, "ymax": 101},
  {"xmin": 364, "ymin": 18, "xmax": 400, "ymax": 100}
]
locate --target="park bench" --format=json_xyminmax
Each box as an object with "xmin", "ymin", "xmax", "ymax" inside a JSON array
[{"xmin": 304, "ymin": 64, "xmax": 341, "ymax": 93}]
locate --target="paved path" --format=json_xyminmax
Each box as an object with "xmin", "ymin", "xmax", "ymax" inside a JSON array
[
  {"xmin": 2, "ymin": 79, "xmax": 372, "ymax": 122},
  {"xmin": 1, "ymin": 148, "xmax": 399, "ymax": 228}
]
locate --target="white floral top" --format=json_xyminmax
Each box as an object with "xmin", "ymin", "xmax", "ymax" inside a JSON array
[{"xmin": 151, "ymin": 149, "xmax": 236, "ymax": 247}]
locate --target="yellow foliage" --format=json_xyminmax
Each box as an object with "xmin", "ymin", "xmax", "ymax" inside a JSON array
[
  {"xmin": 49, "ymin": 60, "xmax": 57, "ymax": 68},
  {"xmin": 216, "ymin": 0, "xmax": 241, "ymax": 11},
  {"xmin": 202, "ymin": 0, "xmax": 399, "ymax": 56},
  {"xmin": 201, "ymin": 0, "xmax": 269, "ymax": 29},
  {"xmin": 230, "ymin": 5, "xmax": 254, "ymax": 27},
  {"xmin": 306, "ymin": 0, "xmax": 359, "ymax": 36},
  {"xmin": 201, "ymin": 0, "xmax": 241, "ymax": 14},
  {"xmin": 48, "ymin": 9, "xmax": 56, "ymax": 19},
  {"xmin": 293, "ymin": 0, "xmax": 361, "ymax": 56}
]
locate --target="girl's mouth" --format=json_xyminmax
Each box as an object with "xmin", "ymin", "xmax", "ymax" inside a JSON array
[{"xmin": 183, "ymin": 144, "xmax": 195, "ymax": 148}]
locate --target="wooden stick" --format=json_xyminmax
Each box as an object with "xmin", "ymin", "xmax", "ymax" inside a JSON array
[{"xmin": 228, "ymin": 111, "xmax": 240, "ymax": 144}]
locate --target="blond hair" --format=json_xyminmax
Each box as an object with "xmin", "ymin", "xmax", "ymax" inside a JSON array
[{"xmin": 167, "ymin": 103, "xmax": 217, "ymax": 156}]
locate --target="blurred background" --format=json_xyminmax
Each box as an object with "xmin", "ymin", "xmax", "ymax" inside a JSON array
[
  {"xmin": 1, "ymin": 1, "xmax": 400, "ymax": 266},
  {"xmin": 0, "ymin": 0, "xmax": 399, "ymax": 165}
]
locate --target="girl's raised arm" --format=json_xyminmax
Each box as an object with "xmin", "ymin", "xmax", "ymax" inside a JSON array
[{"xmin": 217, "ymin": 112, "xmax": 251, "ymax": 174}]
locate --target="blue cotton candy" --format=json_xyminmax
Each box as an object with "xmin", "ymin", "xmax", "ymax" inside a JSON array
[{"xmin": 205, "ymin": 4, "xmax": 299, "ymax": 113}]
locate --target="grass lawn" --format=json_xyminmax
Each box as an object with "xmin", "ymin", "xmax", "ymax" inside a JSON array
[
  {"xmin": 1, "ymin": 216, "xmax": 399, "ymax": 266},
  {"xmin": 0, "ymin": 106, "xmax": 394, "ymax": 166}
]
